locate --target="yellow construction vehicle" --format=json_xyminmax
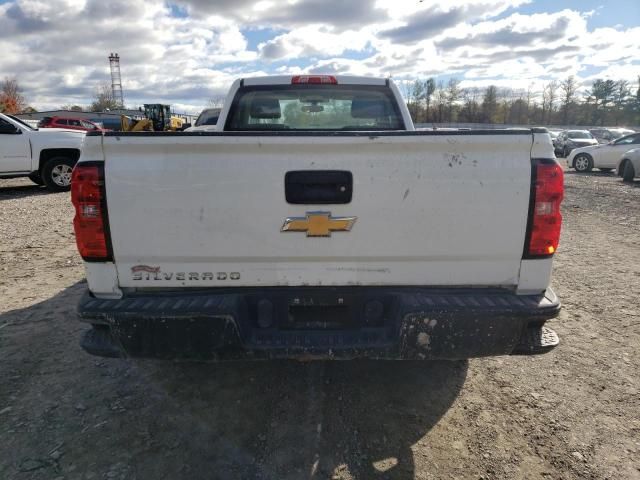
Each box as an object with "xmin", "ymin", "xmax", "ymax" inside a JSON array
[{"xmin": 120, "ymin": 104, "xmax": 184, "ymax": 132}]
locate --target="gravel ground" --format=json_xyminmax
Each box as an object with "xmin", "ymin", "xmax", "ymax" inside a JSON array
[{"xmin": 0, "ymin": 171, "xmax": 639, "ymax": 480}]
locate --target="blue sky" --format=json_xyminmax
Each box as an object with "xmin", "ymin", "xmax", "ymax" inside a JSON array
[
  {"xmin": 512, "ymin": 0, "xmax": 638, "ymax": 28},
  {"xmin": 0, "ymin": 0, "xmax": 638, "ymax": 112}
]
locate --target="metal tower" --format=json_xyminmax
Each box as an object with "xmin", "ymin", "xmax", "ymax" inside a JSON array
[{"xmin": 108, "ymin": 53, "xmax": 124, "ymax": 108}]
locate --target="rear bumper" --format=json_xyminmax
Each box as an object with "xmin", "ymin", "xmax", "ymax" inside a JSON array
[{"xmin": 77, "ymin": 286, "xmax": 560, "ymax": 360}]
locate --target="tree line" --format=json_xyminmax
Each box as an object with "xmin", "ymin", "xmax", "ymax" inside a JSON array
[
  {"xmin": 0, "ymin": 78, "xmax": 122, "ymax": 114},
  {"xmin": 2, "ymin": 74, "xmax": 639, "ymax": 127},
  {"xmin": 401, "ymin": 75, "xmax": 640, "ymax": 126}
]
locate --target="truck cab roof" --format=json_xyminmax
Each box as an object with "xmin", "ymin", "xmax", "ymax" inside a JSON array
[{"xmin": 216, "ymin": 75, "xmax": 412, "ymax": 132}]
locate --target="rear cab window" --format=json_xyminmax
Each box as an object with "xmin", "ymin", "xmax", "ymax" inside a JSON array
[
  {"xmin": 195, "ymin": 109, "xmax": 220, "ymax": 127},
  {"xmin": 225, "ymin": 84, "xmax": 405, "ymax": 131},
  {"xmin": 199, "ymin": 115, "xmax": 219, "ymax": 126}
]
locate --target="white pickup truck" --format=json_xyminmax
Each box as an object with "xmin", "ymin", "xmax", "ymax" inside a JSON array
[
  {"xmin": 0, "ymin": 112, "xmax": 85, "ymax": 191},
  {"xmin": 73, "ymin": 75, "xmax": 563, "ymax": 360}
]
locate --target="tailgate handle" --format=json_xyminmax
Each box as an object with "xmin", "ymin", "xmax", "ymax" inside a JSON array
[{"xmin": 285, "ymin": 170, "xmax": 352, "ymax": 204}]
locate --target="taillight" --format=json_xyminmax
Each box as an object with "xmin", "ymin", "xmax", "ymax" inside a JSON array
[
  {"xmin": 71, "ymin": 163, "xmax": 112, "ymax": 261},
  {"xmin": 525, "ymin": 160, "xmax": 564, "ymax": 257},
  {"xmin": 291, "ymin": 75, "xmax": 337, "ymax": 84}
]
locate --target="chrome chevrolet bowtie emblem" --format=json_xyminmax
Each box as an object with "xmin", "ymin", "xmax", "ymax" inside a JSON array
[{"xmin": 281, "ymin": 212, "xmax": 357, "ymax": 237}]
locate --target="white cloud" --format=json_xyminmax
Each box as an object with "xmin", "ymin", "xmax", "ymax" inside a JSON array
[
  {"xmin": 0, "ymin": 0, "xmax": 637, "ymax": 112},
  {"xmin": 176, "ymin": 0, "xmax": 386, "ymax": 30},
  {"xmin": 258, "ymin": 26, "xmax": 372, "ymax": 60},
  {"xmin": 377, "ymin": 0, "xmax": 530, "ymax": 44}
]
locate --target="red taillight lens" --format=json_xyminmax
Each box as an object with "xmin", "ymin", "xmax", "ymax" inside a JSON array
[
  {"xmin": 71, "ymin": 164, "xmax": 111, "ymax": 261},
  {"xmin": 291, "ymin": 75, "xmax": 337, "ymax": 84},
  {"xmin": 526, "ymin": 161, "xmax": 564, "ymax": 257}
]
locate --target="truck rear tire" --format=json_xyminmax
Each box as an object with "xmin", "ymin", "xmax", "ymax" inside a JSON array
[{"xmin": 42, "ymin": 157, "xmax": 75, "ymax": 192}]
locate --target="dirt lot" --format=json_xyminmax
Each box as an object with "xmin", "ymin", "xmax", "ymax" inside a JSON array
[{"xmin": 1, "ymin": 171, "xmax": 639, "ymax": 480}]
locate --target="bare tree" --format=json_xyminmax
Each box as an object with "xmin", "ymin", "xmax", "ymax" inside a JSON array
[
  {"xmin": 0, "ymin": 77, "xmax": 27, "ymax": 114},
  {"xmin": 481, "ymin": 85, "xmax": 498, "ymax": 123},
  {"xmin": 400, "ymin": 75, "xmax": 638, "ymax": 126},
  {"xmin": 502, "ymin": 88, "xmax": 524, "ymax": 124},
  {"xmin": 525, "ymin": 83, "xmax": 535, "ymax": 125},
  {"xmin": 424, "ymin": 78, "xmax": 436, "ymax": 122},
  {"xmin": 433, "ymin": 81, "xmax": 447, "ymax": 122},
  {"xmin": 541, "ymin": 80, "xmax": 559, "ymax": 124},
  {"xmin": 446, "ymin": 78, "xmax": 460, "ymax": 122},
  {"xmin": 497, "ymin": 88, "xmax": 512, "ymax": 124},
  {"xmin": 90, "ymin": 83, "xmax": 120, "ymax": 112},
  {"xmin": 208, "ymin": 94, "xmax": 226, "ymax": 108},
  {"xmin": 398, "ymin": 80, "xmax": 412, "ymax": 106},
  {"xmin": 460, "ymin": 87, "xmax": 481, "ymax": 122},
  {"xmin": 560, "ymin": 76, "xmax": 577, "ymax": 125},
  {"xmin": 61, "ymin": 104, "xmax": 84, "ymax": 112},
  {"xmin": 410, "ymin": 80, "xmax": 425, "ymax": 122}
]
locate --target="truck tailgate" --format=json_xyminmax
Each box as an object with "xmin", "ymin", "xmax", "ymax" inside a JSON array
[{"xmin": 102, "ymin": 132, "xmax": 533, "ymax": 288}]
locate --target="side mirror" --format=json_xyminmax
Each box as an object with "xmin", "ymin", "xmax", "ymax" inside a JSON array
[{"xmin": 0, "ymin": 123, "xmax": 21, "ymax": 134}]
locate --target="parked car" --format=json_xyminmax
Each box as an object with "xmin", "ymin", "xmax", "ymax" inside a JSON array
[
  {"xmin": 40, "ymin": 116, "xmax": 107, "ymax": 132},
  {"xmin": 184, "ymin": 108, "xmax": 221, "ymax": 132},
  {"xmin": 74, "ymin": 74, "xmax": 562, "ymax": 362},
  {"xmin": 0, "ymin": 112, "xmax": 85, "ymax": 191},
  {"xmin": 551, "ymin": 131, "xmax": 563, "ymax": 153},
  {"xmin": 589, "ymin": 127, "xmax": 635, "ymax": 144},
  {"xmin": 618, "ymin": 148, "xmax": 640, "ymax": 182},
  {"xmin": 567, "ymin": 133, "xmax": 640, "ymax": 172},
  {"xmin": 554, "ymin": 130, "xmax": 598, "ymax": 157}
]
